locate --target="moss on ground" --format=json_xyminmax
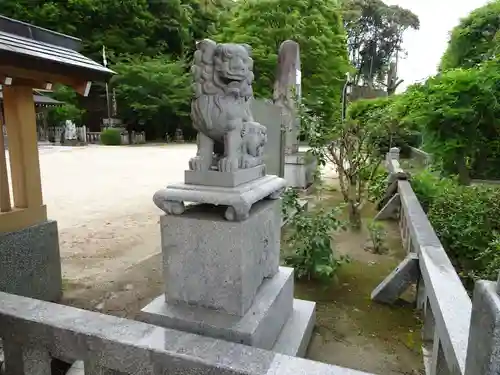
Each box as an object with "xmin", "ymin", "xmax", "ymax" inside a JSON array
[{"xmin": 283, "ymin": 183, "xmax": 423, "ymax": 374}]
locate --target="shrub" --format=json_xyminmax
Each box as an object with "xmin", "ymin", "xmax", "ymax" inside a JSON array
[
  {"xmin": 367, "ymin": 220, "xmax": 387, "ymax": 254},
  {"xmin": 100, "ymin": 128, "xmax": 122, "ymax": 146},
  {"xmin": 284, "ymin": 207, "xmax": 348, "ymax": 282},
  {"xmin": 367, "ymin": 167, "xmax": 388, "ymax": 203},
  {"xmin": 281, "ymin": 188, "xmax": 302, "ymax": 218},
  {"xmin": 411, "ymin": 170, "xmax": 500, "ymax": 285}
]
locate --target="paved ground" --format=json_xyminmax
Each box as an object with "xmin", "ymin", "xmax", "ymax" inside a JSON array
[{"xmin": 37, "ymin": 143, "xmax": 195, "ymax": 281}]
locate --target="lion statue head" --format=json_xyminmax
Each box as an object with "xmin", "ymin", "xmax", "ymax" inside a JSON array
[{"xmin": 192, "ymin": 39, "xmax": 254, "ymax": 100}]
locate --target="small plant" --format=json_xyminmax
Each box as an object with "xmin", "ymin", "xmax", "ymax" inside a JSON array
[
  {"xmin": 475, "ymin": 232, "xmax": 500, "ymax": 281},
  {"xmin": 367, "ymin": 167, "xmax": 388, "ymax": 203},
  {"xmin": 284, "ymin": 207, "xmax": 348, "ymax": 282},
  {"xmin": 281, "ymin": 188, "xmax": 302, "ymax": 218},
  {"xmin": 367, "ymin": 220, "xmax": 387, "ymax": 254},
  {"xmin": 101, "ymin": 128, "xmax": 122, "ymax": 145}
]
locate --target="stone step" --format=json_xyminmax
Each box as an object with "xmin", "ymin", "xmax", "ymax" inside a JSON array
[
  {"xmin": 140, "ymin": 267, "xmax": 295, "ymax": 351},
  {"xmin": 272, "ymin": 298, "xmax": 316, "ymax": 357}
]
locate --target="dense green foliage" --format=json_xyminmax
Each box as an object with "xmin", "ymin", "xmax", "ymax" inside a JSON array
[
  {"xmin": 411, "ymin": 171, "xmax": 500, "ymax": 285},
  {"xmin": 46, "ymin": 85, "xmax": 86, "ymax": 126},
  {"xmin": 347, "ymin": 96, "xmax": 421, "ymax": 157},
  {"xmin": 342, "ymin": 0, "xmax": 419, "ymax": 90},
  {"xmin": 111, "ymin": 56, "xmax": 193, "ymax": 140},
  {"xmin": 1, "ymin": 0, "xmax": 228, "ymax": 139},
  {"xmin": 2, "ymin": 0, "xmax": 227, "ymax": 60},
  {"xmin": 100, "ymin": 128, "xmax": 122, "ymax": 145},
  {"xmin": 349, "ymin": 57, "xmax": 500, "ymax": 182},
  {"xmin": 285, "ymin": 207, "xmax": 348, "ymax": 282},
  {"xmin": 440, "ymin": 0, "xmax": 500, "ymax": 71},
  {"xmin": 215, "ymin": 0, "xmax": 350, "ymax": 126}
]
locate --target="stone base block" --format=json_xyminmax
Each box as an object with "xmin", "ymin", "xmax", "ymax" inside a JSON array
[
  {"xmin": 140, "ymin": 267, "xmax": 294, "ymax": 351},
  {"xmin": 0, "ymin": 220, "xmax": 62, "ymax": 302},
  {"xmin": 272, "ymin": 299, "xmax": 316, "ymax": 357},
  {"xmin": 185, "ymin": 165, "xmax": 266, "ymax": 187},
  {"xmin": 153, "ymin": 174, "xmax": 287, "ymax": 221},
  {"xmin": 284, "ymin": 152, "xmax": 317, "ymax": 189},
  {"xmin": 159, "ymin": 199, "xmax": 281, "ymax": 316}
]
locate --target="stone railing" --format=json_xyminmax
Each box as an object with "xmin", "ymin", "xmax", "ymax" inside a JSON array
[
  {"xmin": 372, "ymin": 147, "xmax": 500, "ymax": 375},
  {"xmin": 0, "ymin": 291, "xmax": 375, "ymax": 375},
  {"xmin": 86, "ymin": 130, "xmax": 146, "ymax": 145},
  {"xmin": 86, "ymin": 131, "xmax": 101, "ymax": 144},
  {"xmin": 45, "ymin": 126, "xmax": 88, "ymax": 144},
  {"xmin": 409, "ymin": 146, "xmax": 432, "ymax": 166}
]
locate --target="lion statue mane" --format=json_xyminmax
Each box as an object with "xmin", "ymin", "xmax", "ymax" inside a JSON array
[{"xmin": 189, "ymin": 39, "xmax": 267, "ymax": 172}]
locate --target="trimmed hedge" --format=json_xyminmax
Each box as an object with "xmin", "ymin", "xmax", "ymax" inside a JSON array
[{"xmin": 101, "ymin": 128, "xmax": 122, "ymax": 146}]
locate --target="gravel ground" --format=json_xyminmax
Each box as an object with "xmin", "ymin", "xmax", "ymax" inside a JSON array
[{"xmin": 37, "ymin": 143, "xmax": 195, "ymax": 282}]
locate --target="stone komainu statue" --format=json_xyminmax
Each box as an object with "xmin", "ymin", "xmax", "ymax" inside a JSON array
[{"xmin": 189, "ymin": 39, "xmax": 267, "ymax": 173}]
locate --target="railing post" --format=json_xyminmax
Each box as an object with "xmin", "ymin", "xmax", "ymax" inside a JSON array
[
  {"xmin": 388, "ymin": 147, "xmax": 400, "ymax": 161},
  {"xmin": 464, "ymin": 272, "xmax": 500, "ymax": 374},
  {"xmin": 3, "ymin": 342, "xmax": 51, "ymax": 375}
]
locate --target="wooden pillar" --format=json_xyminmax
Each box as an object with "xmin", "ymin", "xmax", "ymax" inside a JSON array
[
  {"xmin": 0, "ymin": 105, "xmax": 11, "ymax": 212},
  {"xmin": 3, "ymin": 85, "xmax": 43, "ymax": 209},
  {"xmin": 0, "ymin": 85, "xmax": 47, "ymax": 233}
]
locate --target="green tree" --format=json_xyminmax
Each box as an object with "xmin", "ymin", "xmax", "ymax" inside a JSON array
[
  {"xmin": 393, "ymin": 60, "xmax": 500, "ymax": 184},
  {"xmin": 440, "ymin": 1, "xmax": 500, "ymax": 71},
  {"xmin": 342, "ymin": 0, "xmax": 419, "ymax": 90},
  {"xmin": 0, "ymin": 0, "xmax": 224, "ymax": 60},
  {"xmin": 214, "ymin": 0, "xmax": 350, "ymax": 127},
  {"xmin": 110, "ymin": 56, "xmax": 192, "ymax": 140},
  {"xmin": 46, "ymin": 85, "xmax": 86, "ymax": 126}
]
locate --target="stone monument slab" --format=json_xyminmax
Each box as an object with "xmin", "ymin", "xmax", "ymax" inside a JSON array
[{"xmin": 185, "ymin": 164, "xmax": 266, "ymax": 187}]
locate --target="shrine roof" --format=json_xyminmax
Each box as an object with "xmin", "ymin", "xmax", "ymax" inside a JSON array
[{"xmin": 0, "ymin": 15, "xmax": 115, "ymax": 82}]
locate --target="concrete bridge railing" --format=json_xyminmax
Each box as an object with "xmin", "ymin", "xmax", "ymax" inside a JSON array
[
  {"xmin": 372, "ymin": 147, "xmax": 500, "ymax": 375},
  {"xmin": 0, "ymin": 291, "xmax": 376, "ymax": 375}
]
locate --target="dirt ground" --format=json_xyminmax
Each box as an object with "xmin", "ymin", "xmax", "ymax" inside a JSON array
[
  {"xmin": 296, "ymin": 182, "xmax": 423, "ymax": 375},
  {"xmin": 38, "ymin": 144, "xmax": 422, "ymax": 374}
]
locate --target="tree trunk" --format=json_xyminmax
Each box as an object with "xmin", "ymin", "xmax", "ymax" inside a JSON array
[
  {"xmin": 348, "ymin": 200, "xmax": 362, "ymax": 231},
  {"xmin": 456, "ymin": 156, "xmax": 471, "ymax": 185}
]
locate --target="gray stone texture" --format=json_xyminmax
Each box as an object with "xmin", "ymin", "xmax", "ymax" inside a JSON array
[
  {"xmin": 272, "ymin": 299, "xmax": 316, "ymax": 357},
  {"xmin": 374, "ymin": 193, "xmax": 400, "ymax": 221},
  {"xmin": 398, "ymin": 179, "xmax": 471, "ymax": 374},
  {"xmin": 3, "ymin": 342, "xmax": 51, "ymax": 375},
  {"xmin": 0, "ymin": 291, "xmax": 366, "ymax": 375},
  {"xmin": 371, "ymin": 253, "xmax": 419, "ymax": 304},
  {"xmin": 185, "ymin": 165, "xmax": 266, "ymax": 187},
  {"xmin": 284, "ymin": 152, "xmax": 316, "ymax": 189},
  {"xmin": 251, "ymin": 99, "xmax": 283, "ymax": 177},
  {"xmin": 189, "ymin": 39, "xmax": 266, "ymax": 174},
  {"xmin": 465, "ymin": 280, "xmax": 500, "ymax": 375},
  {"xmin": 153, "ymin": 175, "xmax": 287, "ymax": 222},
  {"xmin": 272, "ymin": 40, "xmax": 301, "ymax": 156},
  {"xmin": 160, "ymin": 199, "xmax": 281, "ymax": 316},
  {"xmin": 0, "ymin": 220, "xmax": 62, "ymax": 302},
  {"xmin": 141, "ymin": 267, "xmax": 294, "ymax": 350}
]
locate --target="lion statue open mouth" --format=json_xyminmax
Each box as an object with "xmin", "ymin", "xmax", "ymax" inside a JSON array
[{"xmin": 189, "ymin": 39, "xmax": 267, "ymax": 173}]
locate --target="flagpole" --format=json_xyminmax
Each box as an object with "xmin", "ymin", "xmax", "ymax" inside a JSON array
[{"xmin": 103, "ymin": 45, "xmax": 111, "ymax": 128}]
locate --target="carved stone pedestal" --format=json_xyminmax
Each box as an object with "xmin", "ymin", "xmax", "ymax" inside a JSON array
[
  {"xmin": 153, "ymin": 175, "xmax": 286, "ymax": 221},
  {"xmin": 140, "ymin": 200, "xmax": 315, "ymax": 356}
]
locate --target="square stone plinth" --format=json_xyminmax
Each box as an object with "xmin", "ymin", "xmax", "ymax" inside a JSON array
[
  {"xmin": 185, "ymin": 165, "xmax": 266, "ymax": 187},
  {"xmin": 141, "ymin": 267, "xmax": 294, "ymax": 350},
  {"xmin": 160, "ymin": 199, "xmax": 281, "ymax": 316},
  {"xmin": 0, "ymin": 220, "xmax": 62, "ymax": 302}
]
